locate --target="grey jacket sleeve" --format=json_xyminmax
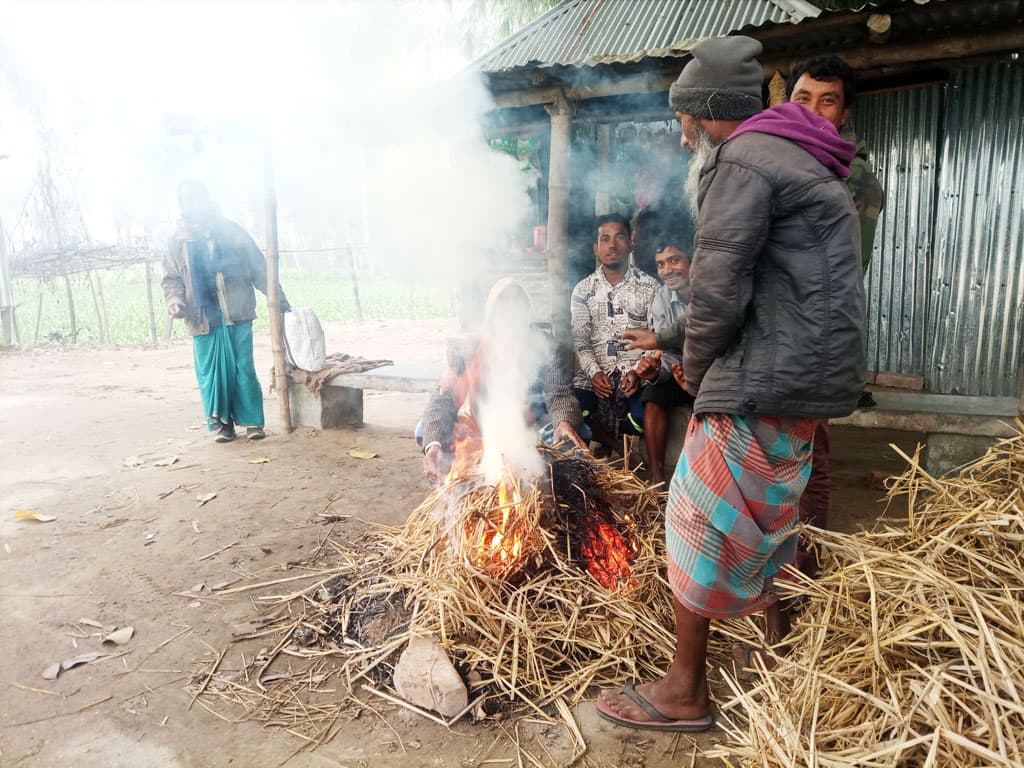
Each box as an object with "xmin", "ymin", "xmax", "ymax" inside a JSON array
[
  {"xmin": 684, "ymin": 160, "xmax": 772, "ymax": 394},
  {"xmin": 161, "ymin": 240, "xmax": 186, "ymax": 309},
  {"xmin": 543, "ymin": 340, "xmax": 582, "ymax": 429},
  {"xmin": 420, "ymin": 388, "xmax": 457, "ymax": 451}
]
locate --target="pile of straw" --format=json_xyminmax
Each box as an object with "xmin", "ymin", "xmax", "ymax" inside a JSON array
[
  {"xmin": 194, "ymin": 451, "xmax": 676, "ymax": 743},
  {"xmin": 715, "ymin": 435, "xmax": 1024, "ymax": 767}
]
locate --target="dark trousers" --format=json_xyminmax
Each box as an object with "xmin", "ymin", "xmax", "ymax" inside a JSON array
[{"xmin": 797, "ymin": 421, "xmax": 830, "ymax": 578}]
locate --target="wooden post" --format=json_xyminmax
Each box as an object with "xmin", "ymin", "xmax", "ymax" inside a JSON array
[
  {"xmin": 85, "ymin": 269, "xmax": 106, "ymax": 343},
  {"xmin": 145, "ymin": 260, "xmax": 158, "ymax": 343},
  {"xmin": 594, "ymin": 123, "xmax": 611, "ymax": 216},
  {"xmin": 264, "ymin": 143, "xmax": 292, "ymax": 433},
  {"xmin": 545, "ymin": 91, "xmax": 574, "ymax": 346},
  {"xmin": 62, "ymin": 264, "xmax": 77, "ymax": 343},
  {"xmin": 347, "ymin": 244, "xmax": 364, "ymax": 322},
  {"xmin": 95, "ymin": 270, "xmax": 109, "ymax": 342},
  {"xmin": 0, "ymin": 217, "xmax": 12, "ymax": 346},
  {"xmin": 33, "ymin": 293, "xmax": 43, "ymax": 345}
]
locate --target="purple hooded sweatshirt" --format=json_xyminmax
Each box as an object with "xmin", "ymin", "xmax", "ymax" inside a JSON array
[{"xmin": 729, "ymin": 102, "xmax": 857, "ymax": 179}]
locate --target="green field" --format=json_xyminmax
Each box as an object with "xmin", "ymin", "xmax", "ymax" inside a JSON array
[{"xmin": 10, "ymin": 265, "xmax": 452, "ymax": 346}]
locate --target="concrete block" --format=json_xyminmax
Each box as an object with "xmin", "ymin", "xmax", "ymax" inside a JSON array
[
  {"xmin": 287, "ymin": 380, "xmax": 363, "ymax": 429},
  {"xmin": 392, "ymin": 635, "xmax": 468, "ymax": 718},
  {"xmin": 924, "ymin": 432, "xmax": 996, "ymax": 477}
]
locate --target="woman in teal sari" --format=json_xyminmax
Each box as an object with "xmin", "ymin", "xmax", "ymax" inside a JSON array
[{"xmin": 162, "ymin": 180, "xmax": 288, "ymax": 442}]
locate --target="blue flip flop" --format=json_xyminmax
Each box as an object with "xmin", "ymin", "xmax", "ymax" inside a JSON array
[{"xmin": 595, "ymin": 683, "xmax": 715, "ymax": 732}]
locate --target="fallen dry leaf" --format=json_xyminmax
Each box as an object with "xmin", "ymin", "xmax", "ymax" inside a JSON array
[
  {"xmin": 61, "ymin": 652, "xmax": 101, "ymax": 672},
  {"xmin": 248, "ymin": 456, "xmax": 271, "ymax": 464},
  {"xmin": 14, "ymin": 510, "xmax": 56, "ymax": 523},
  {"xmin": 196, "ymin": 492, "xmax": 217, "ymax": 507},
  {"xmin": 152, "ymin": 456, "xmax": 180, "ymax": 467},
  {"xmin": 348, "ymin": 449, "xmax": 378, "ymax": 460},
  {"xmin": 102, "ymin": 626, "xmax": 134, "ymax": 645},
  {"xmin": 41, "ymin": 662, "xmax": 61, "ymax": 680},
  {"xmin": 77, "ymin": 618, "xmax": 105, "ymax": 630}
]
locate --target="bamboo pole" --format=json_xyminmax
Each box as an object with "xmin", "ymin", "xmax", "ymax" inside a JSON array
[
  {"xmin": 33, "ymin": 293, "xmax": 43, "ymax": 345},
  {"xmin": 264, "ymin": 143, "xmax": 292, "ymax": 433},
  {"xmin": 85, "ymin": 269, "xmax": 105, "ymax": 343},
  {"xmin": 145, "ymin": 260, "xmax": 158, "ymax": 344},
  {"xmin": 95, "ymin": 270, "xmax": 109, "ymax": 343},
  {"xmin": 62, "ymin": 263, "xmax": 77, "ymax": 343},
  {"xmin": 347, "ymin": 244, "xmax": 363, "ymax": 322},
  {"xmin": 0, "ymin": 216, "xmax": 12, "ymax": 346},
  {"xmin": 545, "ymin": 90, "xmax": 574, "ymax": 346}
]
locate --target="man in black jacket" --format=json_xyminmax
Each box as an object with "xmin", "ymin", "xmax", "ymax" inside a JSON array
[{"xmin": 599, "ymin": 35, "xmax": 865, "ymax": 732}]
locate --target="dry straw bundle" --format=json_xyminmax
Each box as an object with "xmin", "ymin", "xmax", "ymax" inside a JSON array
[
  {"xmin": 194, "ymin": 451, "xmax": 676, "ymax": 742},
  {"xmin": 714, "ymin": 432, "xmax": 1024, "ymax": 767}
]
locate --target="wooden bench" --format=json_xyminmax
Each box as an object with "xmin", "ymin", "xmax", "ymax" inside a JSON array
[{"xmin": 288, "ymin": 362, "xmax": 444, "ymax": 429}]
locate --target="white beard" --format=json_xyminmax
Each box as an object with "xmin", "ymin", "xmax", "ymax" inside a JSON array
[{"xmin": 684, "ymin": 126, "xmax": 720, "ymax": 219}]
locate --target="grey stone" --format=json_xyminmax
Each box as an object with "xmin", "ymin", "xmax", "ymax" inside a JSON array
[
  {"xmin": 392, "ymin": 635, "xmax": 468, "ymax": 719},
  {"xmin": 287, "ymin": 380, "xmax": 363, "ymax": 429}
]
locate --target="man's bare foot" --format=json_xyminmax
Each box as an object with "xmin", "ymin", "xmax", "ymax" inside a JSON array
[{"xmin": 598, "ymin": 675, "xmax": 709, "ymax": 723}]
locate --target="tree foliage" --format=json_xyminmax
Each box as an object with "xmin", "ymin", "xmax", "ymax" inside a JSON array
[{"xmin": 459, "ymin": 0, "xmax": 563, "ymax": 58}]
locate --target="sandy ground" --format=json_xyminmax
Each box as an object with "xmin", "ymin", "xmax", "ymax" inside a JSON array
[{"xmin": 0, "ymin": 319, "xmax": 920, "ymax": 768}]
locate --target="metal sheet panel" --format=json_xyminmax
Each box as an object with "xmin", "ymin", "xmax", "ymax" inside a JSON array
[
  {"xmin": 856, "ymin": 84, "xmax": 942, "ymax": 381},
  {"xmin": 928, "ymin": 62, "xmax": 1024, "ymax": 397},
  {"xmin": 475, "ymin": 0, "xmax": 798, "ymax": 73}
]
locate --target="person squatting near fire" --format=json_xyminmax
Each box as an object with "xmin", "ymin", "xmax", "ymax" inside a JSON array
[
  {"xmin": 786, "ymin": 54, "xmax": 888, "ymax": 580},
  {"xmin": 631, "ymin": 243, "xmax": 695, "ymax": 488},
  {"xmin": 571, "ymin": 214, "xmax": 660, "ymax": 455},
  {"xmin": 419, "ymin": 278, "xmax": 587, "ymax": 482},
  {"xmin": 597, "ymin": 35, "xmax": 865, "ymax": 732},
  {"xmin": 162, "ymin": 180, "xmax": 289, "ymax": 443}
]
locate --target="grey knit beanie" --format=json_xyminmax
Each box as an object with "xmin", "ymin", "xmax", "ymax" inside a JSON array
[{"xmin": 669, "ymin": 36, "xmax": 764, "ymax": 120}]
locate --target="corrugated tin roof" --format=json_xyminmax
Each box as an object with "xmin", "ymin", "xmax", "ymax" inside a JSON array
[{"xmin": 474, "ymin": 0, "xmax": 822, "ymax": 73}]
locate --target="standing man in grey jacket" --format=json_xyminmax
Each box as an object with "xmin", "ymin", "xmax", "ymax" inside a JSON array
[{"xmin": 598, "ymin": 36, "xmax": 865, "ymax": 732}]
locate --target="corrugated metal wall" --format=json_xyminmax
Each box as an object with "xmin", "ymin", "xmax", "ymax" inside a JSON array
[
  {"xmin": 857, "ymin": 84, "xmax": 942, "ymax": 380},
  {"xmin": 857, "ymin": 61, "xmax": 1024, "ymax": 398},
  {"xmin": 928, "ymin": 62, "xmax": 1024, "ymax": 397}
]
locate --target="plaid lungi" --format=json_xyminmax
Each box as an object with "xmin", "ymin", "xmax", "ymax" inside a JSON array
[{"xmin": 666, "ymin": 413, "xmax": 820, "ymax": 619}]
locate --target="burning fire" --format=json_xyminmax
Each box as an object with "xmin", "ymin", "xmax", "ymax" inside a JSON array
[
  {"xmin": 444, "ymin": 432, "xmax": 539, "ymax": 579},
  {"xmin": 443, "ymin": 433, "xmax": 638, "ymax": 590},
  {"xmin": 476, "ymin": 471, "xmax": 526, "ymax": 568}
]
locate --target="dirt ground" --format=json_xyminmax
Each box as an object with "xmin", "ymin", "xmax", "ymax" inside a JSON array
[{"xmin": 0, "ymin": 319, "xmax": 921, "ymax": 768}]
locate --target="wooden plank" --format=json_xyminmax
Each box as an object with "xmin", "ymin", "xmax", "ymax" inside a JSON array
[
  {"xmin": 324, "ymin": 363, "xmax": 444, "ymax": 395},
  {"xmin": 491, "ymin": 72, "xmax": 677, "ymax": 110}
]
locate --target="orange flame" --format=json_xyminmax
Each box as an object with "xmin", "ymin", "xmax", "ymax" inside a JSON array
[
  {"xmin": 476, "ymin": 471, "xmax": 525, "ymax": 568},
  {"xmin": 446, "ymin": 434, "xmax": 481, "ymax": 481}
]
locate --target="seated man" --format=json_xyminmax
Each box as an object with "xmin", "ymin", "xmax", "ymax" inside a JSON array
[
  {"xmin": 420, "ymin": 278, "xmax": 586, "ymax": 481},
  {"xmin": 571, "ymin": 214, "xmax": 660, "ymax": 453},
  {"xmin": 634, "ymin": 243, "xmax": 695, "ymax": 486}
]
